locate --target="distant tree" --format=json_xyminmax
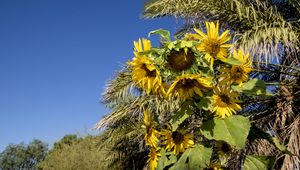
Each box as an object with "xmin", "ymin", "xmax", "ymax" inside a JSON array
[
  {"xmin": 38, "ymin": 135, "xmax": 103, "ymax": 170},
  {"xmin": 51, "ymin": 134, "xmax": 81, "ymax": 151},
  {"xmin": 0, "ymin": 139, "xmax": 48, "ymax": 170}
]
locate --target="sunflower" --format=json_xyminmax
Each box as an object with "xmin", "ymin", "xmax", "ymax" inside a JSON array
[
  {"xmin": 161, "ymin": 128, "xmax": 194, "ymax": 155},
  {"xmin": 147, "ymin": 147, "xmax": 161, "ymax": 170},
  {"xmin": 219, "ymin": 50, "xmax": 252, "ymax": 86},
  {"xmin": 211, "ymin": 86, "xmax": 241, "ymax": 118},
  {"xmin": 128, "ymin": 39, "xmax": 165, "ymax": 94},
  {"xmin": 167, "ymin": 48, "xmax": 195, "ymax": 72},
  {"xmin": 133, "ymin": 38, "xmax": 151, "ymax": 58},
  {"xmin": 142, "ymin": 110, "xmax": 159, "ymax": 148},
  {"xmin": 167, "ymin": 74, "xmax": 213, "ymax": 100},
  {"xmin": 193, "ymin": 21, "xmax": 232, "ymax": 67},
  {"xmin": 215, "ymin": 141, "xmax": 232, "ymax": 158},
  {"xmin": 184, "ymin": 33, "xmax": 197, "ymax": 41}
]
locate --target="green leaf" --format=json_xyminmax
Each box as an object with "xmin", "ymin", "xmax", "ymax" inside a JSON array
[
  {"xmin": 169, "ymin": 145, "xmax": 212, "ymax": 170},
  {"xmin": 169, "ymin": 103, "xmax": 193, "ymax": 130},
  {"xmin": 221, "ymin": 56, "xmax": 244, "ymax": 65},
  {"xmin": 157, "ymin": 149, "xmax": 177, "ymax": 170},
  {"xmin": 148, "ymin": 29, "xmax": 171, "ymax": 42},
  {"xmin": 232, "ymin": 78, "xmax": 266, "ymax": 95},
  {"xmin": 272, "ymin": 137, "xmax": 289, "ymax": 153},
  {"xmin": 195, "ymin": 97, "xmax": 212, "ymax": 111},
  {"xmin": 167, "ymin": 42, "xmax": 176, "ymax": 50},
  {"xmin": 180, "ymin": 40, "xmax": 194, "ymax": 48},
  {"xmin": 244, "ymin": 155, "xmax": 275, "ymax": 170},
  {"xmin": 154, "ymin": 57, "xmax": 164, "ymax": 65},
  {"xmin": 201, "ymin": 115, "xmax": 251, "ymax": 149},
  {"xmin": 248, "ymin": 126, "xmax": 292, "ymax": 155}
]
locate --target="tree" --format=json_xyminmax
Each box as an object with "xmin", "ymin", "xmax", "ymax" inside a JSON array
[
  {"xmin": 51, "ymin": 134, "xmax": 81, "ymax": 151},
  {"xmin": 0, "ymin": 139, "xmax": 48, "ymax": 170},
  {"xmin": 38, "ymin": 135, "xmax": 105, "ymax": 170}
]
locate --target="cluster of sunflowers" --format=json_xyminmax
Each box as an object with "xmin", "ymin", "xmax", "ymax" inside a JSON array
[{"xmin": 128, "ymin": 22, "xmax": 257, "ymax": 170}]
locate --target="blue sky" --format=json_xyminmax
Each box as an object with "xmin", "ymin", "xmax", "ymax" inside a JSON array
[{"xmin": 0, "ymin": 0, "xmax": 182, "ymax": 151}]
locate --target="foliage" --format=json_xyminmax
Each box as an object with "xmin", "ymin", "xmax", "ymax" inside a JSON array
[
  {"xmin": 95, "ymin": 118, "xmax": 147, "ymax": 170},
  {"xmin": 168, "ymin": 145, "xmax": 212, "ymax": 170},
  {"xmin": 243, "ymin": 155, "xmax": 275, "ymax": 170},
  {"xmin": 38, "ymin": 135, "xmax": 103, "ymax": 170},
  {"xmin": 0, "ymin": 139, "xmax": 48, "ymax": 170},
  {"xmin": 201, "ymin": 116, "xmax": 251, "ymax": 149},
  {"xmin": 51, "ymin": 134, "xmax": 81, "ymax": 151}
]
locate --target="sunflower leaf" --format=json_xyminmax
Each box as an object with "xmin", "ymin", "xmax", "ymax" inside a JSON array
[
  {"xmin": 169, "ymin": 144, "xmax": 212, "ymax": 170},
  {"xmin": 221, "ymin": 56, "xmax": 244, "ymax": 65},
  {"xmin": 243, "ymin": 155, "xmax": 275, "ymax": 170},
  {"xmin": 195, "ymin": 97, "xmax": 212, "ymax": 111},
  {"xmin": 167, "ymin": 42, "xmax": 176, "ymax": 50},
  {"xmin": 148, "ymin": 29, "xmax": 171, "ymax": 42},
  {"xmin": 157, "ymin": 149, "xmax": 177, "ymax": 170},
  {"xmin": 180, "ymin": 40, "xmax": 194, "ymax": 48},
  {"xmin": 232, "ymin": 78, "xmax": 266, "ymax": 95},
  {"xmin": 201, "ymin": 115, "xmax": 251, "ymax": 149},
  {"xmin": 169, "ymin": 102, "xmax": 194, "ymax": 130}
]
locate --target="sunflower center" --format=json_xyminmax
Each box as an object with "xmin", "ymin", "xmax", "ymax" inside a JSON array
[
  {"xmin": 172, "ymin": 131, "xmax": 184, "ymax": 143},
  {"xmin": 167, "ymin": 49, "xmax": 195, "ymax": 72},
  {"xmin": 146, "ymin": 126, "xmax": 152, "ymax": 134},
  {"xmin": 141, "ymin": 64, "xmax": 157, "ymax": 77},
  {"xmin": 219, "ymin": 94, "xmax": 231, "ymax": 104},
  {"xmin": 231, "ymin": 66, "xmax": 244, "ymax": 78},
  {"xmin": 221, "ymin": 143, "xmax": 230, "ymax": 153},
  {"xmin": 178, "ymin": 79, "xmax": 198, "ymax": 89},
  {"xmin": 206, "ymin": 40, "xmax": 220, "ymax": 56}
]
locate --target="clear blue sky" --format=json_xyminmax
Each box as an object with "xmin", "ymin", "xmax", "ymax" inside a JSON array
[{"xmin": 0, "ymin": 0, "xmax": 182, "ymax": 151}]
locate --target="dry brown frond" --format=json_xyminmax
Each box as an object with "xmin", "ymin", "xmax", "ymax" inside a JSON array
[
  {"xmin": 281, "ymin": 116, "xmax": 300, "ymax": 170},
  {"xmin": 246, "ymin": 139, "xmax": 276, "ymax": 156}
]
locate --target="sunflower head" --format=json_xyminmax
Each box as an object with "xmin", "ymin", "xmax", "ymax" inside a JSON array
[
  {"xmin": 233, "ymin": 49, "xmax": 252, "ymax": 67},
  {"xmin": 143, "ymin": 110, "xmax": 159, "ymax": 148},
  {"xmin": 147, "ymin": 147, "xmax": 161, "ymax": 170},
  {"xmin": 167, "ymin": 49, "xmax": 196, "ymax": 72},
  {"xmin": 219, "ymin": 50, "xmax": 252, "ymax": 85},
  {"xmin": 205, "ymin": 162, "xmax": 223, "ymax": 170},
  {"xmin": 129, "ymin": 48, "xmax": 165, "ymax": 94},
  {"xmin": 193, "ymin": 21, "xmax": 232, "ymax": 67},
  {"xmin": 212, "ymin": 86, "xmax": 241, "ymax": 118},
  {"xmin": 167, "ymin": 74, "xmax": 213, "ymax": 100},
  {"xmin": 133, "ymin": 38, "xmax": 151, "ymax": 57},
  {"xmin": 161, "ymin": 129, "xmax": 194, "ymax": 155},
  {"xmin": 215, "ymin": 141, "xmax": 232, "ymax": 157}
]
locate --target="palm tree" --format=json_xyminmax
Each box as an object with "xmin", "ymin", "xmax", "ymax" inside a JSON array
[
  {"xmin": 143, "ymin": 0, "xmax": 300, "ymax": 169},
  {"xmin": 94, "ymin": 67, "xmax": 183, "ymax": 169}
]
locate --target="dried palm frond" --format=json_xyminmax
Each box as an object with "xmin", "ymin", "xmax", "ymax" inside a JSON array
[
  {"xmin": 102, "ymin": 67, "xmax": 136, "ymax": 109},
  {"xmin": 281, "ymin": 116, "xmax": 300, "ymax": 170},
  {"xmin": 95, "ymin": 93, "xmax": 182, "ymax": 129},
  {"xmin": 95, "ymin": 118, "xmax": 146, "ymax": 170}
]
